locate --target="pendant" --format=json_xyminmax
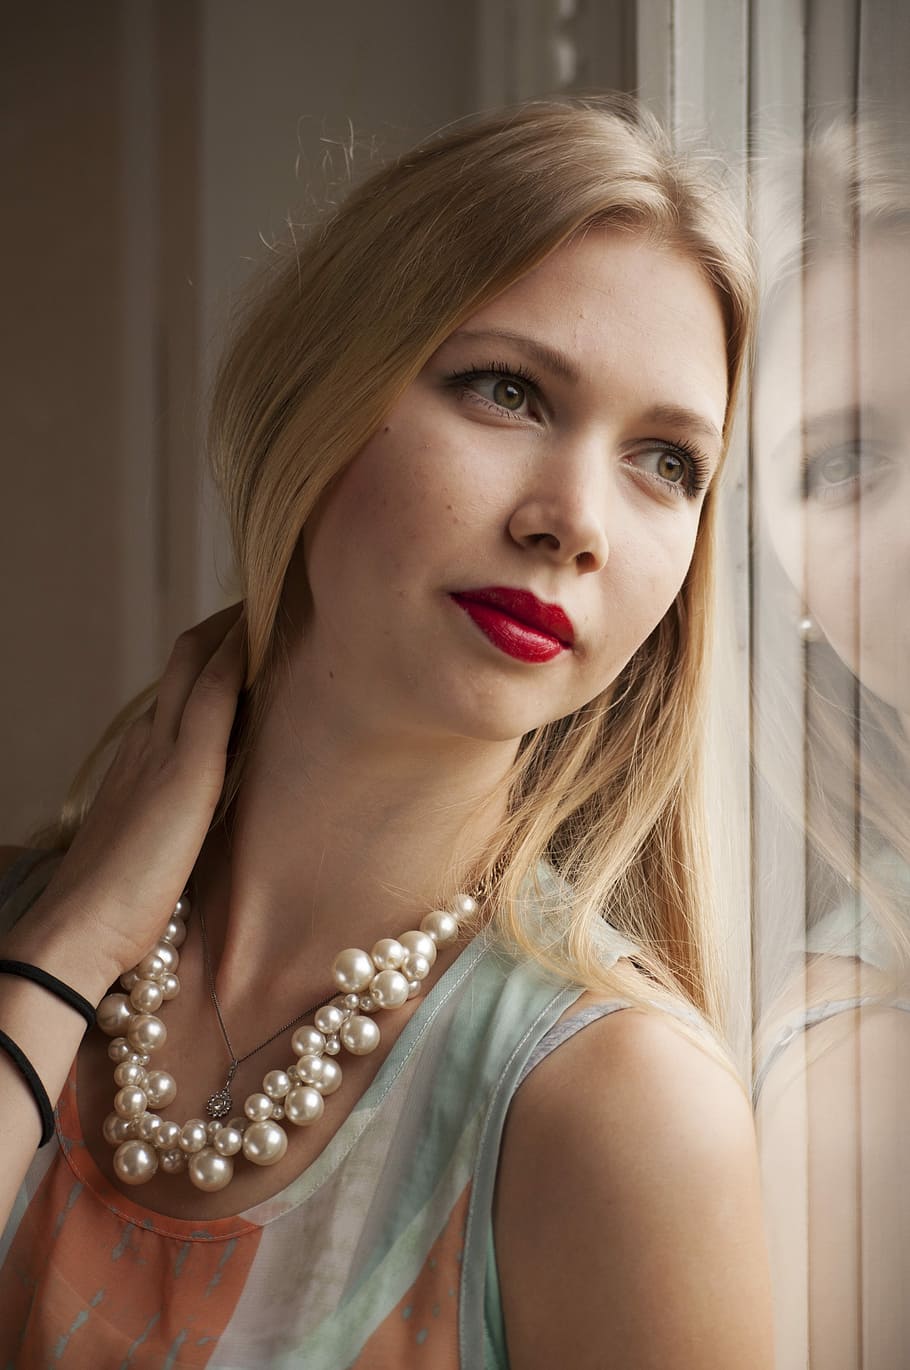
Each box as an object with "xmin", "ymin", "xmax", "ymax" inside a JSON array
[
  {"xmin": 206, "ymin": 1062, "xmax": 238, "ymax": 1120},
  {"xmin": 206, "ymin": 1088, "xmax": 233, "ymax": 1120}
]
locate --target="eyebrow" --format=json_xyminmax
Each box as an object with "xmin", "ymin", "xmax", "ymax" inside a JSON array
[
  {"xmin": 771, "ymin": 405, "xmax": 876, "ymax": 463},
  {"xmin": 447, "ymin": 327, "xmax": 724, "ymax": 449}
]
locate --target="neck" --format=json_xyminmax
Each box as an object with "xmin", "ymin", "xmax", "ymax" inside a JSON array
[{"xmin": 189, "ymin": 689, "xmax": 518, "ymax": 1026}]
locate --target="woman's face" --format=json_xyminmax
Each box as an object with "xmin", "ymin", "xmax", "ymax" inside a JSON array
[
  {"xmin": 755, "ymin": 240, "xmax": 910, "ymax": 716},
  {"xmin": 299, "ymin": 227, "xmax": 728, "ymax": 745}
]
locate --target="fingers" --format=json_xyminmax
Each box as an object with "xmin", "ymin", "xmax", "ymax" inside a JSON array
[
  {"xmin": 176, "ymin": 611, "xmax": 248, "ymax": 763},
  {"xmin": 150, "ymin": 602, "xmax": 245, "ymax": 752}
]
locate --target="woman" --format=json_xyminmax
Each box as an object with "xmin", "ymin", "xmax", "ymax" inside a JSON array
[
  {"xmin": 0, "ymin": 97, "xmax": 772, "ymax": 1367},
  {"xmin": 751, "ymin": 119, "xmax": 910, "ymax": 1369}
]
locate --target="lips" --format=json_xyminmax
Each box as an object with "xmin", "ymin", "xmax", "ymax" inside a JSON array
[{"xmin": 450, "ymin": 586, "xmax": 575, "ymax": 664}]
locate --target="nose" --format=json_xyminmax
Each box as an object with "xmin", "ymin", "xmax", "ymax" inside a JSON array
[{"xmin": 507, "ymin": 448, "xmax": 610, "ymax": 573}]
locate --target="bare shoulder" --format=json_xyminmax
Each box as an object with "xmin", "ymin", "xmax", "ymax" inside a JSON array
[{"xmin": 494, "ymin": 998, "xmax": 774, "ymax": 1370}]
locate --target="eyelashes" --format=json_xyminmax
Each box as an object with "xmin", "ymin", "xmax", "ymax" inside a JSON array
[{"xmin": 444, "ymin": 359, "xmax": 713, "ymax": 499}]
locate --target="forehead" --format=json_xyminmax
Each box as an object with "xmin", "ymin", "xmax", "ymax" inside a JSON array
[
  {"xmin": 455, "ymin": 228, "xmax": 729, "ymax": 428},
  {"xmin": 758, "ymin": 238, "xmax": 910, "ymax": 419}
]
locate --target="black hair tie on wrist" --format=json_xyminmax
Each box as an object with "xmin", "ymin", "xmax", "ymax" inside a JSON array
[
  {"xmin": 0, "ymin": 1027, "xmax": 55, "ymax": 1146},
  {"xmin": 0, "ymin": 960, "xmax": 97, "ymax": 1029}
]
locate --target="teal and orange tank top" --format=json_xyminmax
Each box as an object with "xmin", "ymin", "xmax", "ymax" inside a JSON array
[{"xmin": 0, "ymin": 849, "xmax": 643, "ymax": 1368}]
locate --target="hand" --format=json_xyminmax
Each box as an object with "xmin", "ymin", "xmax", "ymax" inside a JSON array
[{"xmin": 9, "ymin": 602, "xmax": 248, "ymax": 997}]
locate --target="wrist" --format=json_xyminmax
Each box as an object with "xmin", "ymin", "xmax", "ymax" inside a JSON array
[{"xmin": 0, "ymin": 909, "xmax": 118, "ymax": 1008}]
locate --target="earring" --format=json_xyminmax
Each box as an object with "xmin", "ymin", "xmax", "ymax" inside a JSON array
[{"xmin": 798, "ymin": 614, "xmax": 821, "ymax": 643}]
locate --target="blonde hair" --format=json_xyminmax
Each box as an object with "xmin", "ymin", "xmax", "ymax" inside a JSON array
[{"xmin": 29, "ymin": 96, "xmax": 757, "ymax": 1070}]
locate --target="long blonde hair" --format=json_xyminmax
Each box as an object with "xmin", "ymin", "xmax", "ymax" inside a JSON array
[{"xmin": 29, "ymin": 96, "xmax": 757, "ymax": 1061}]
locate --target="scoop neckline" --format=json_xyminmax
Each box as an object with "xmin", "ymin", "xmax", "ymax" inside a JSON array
[{"xmin": 55, "ymin": 930, "xmax": 493, "ymax": 1241}]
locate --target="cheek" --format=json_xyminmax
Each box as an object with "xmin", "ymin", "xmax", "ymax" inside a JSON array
[{"xmin": 600, "ymin": 521, "xmax": 700, "ymax": 661}]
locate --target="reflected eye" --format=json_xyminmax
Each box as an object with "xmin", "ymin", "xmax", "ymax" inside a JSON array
[{"xmin": 802, "ymin": 443, "xmax": 891, "ymax": 506}]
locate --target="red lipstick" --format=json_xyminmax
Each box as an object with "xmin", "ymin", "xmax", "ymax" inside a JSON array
[{"xmin": 450, "ymin": 586, "xmax": 574, "ymax": 664}]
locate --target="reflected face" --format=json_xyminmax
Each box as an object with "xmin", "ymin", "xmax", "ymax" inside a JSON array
[
  {"xmin": 298, "ymin": 228, "xmax": 728, "ymax": 745},
  {"xmin": 755, "ymin": 240, "xmax": 910, "ymax": 714}
]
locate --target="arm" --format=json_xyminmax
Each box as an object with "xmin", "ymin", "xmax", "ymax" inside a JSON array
[
  {"xmin": 493, "ymin": 1004, "xmax": 774, "ymax": 1370},
  {"xmin": 0, "ymin": 846, "xmax": 117, "ymax": 1230},
  {"xmin": 0, "ymin": 600, "xmax": 248, "ymax": 1235}
]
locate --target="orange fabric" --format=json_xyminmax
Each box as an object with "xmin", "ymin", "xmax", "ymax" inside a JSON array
[
  {"xmin": 350, "ymin": 1180, "xmax": 473, "ymax": 1368},
  {"xmin": 0, "ymin": 1071, "xmax": 263, "ymax": 1368}
]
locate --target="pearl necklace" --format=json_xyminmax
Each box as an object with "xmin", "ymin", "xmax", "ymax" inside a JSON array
[{"xmin": 94, "ymin": 890, "xmax": 477, "ymax": 1191}]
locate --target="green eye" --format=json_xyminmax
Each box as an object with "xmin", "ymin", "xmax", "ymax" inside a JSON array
[
  {"xmin": 492, "ymin": 378, "xmax": 527, "ymax": 411},
  {"xmin": 656, "ymin": 452, "xmax": 685, "ymax": 483}
]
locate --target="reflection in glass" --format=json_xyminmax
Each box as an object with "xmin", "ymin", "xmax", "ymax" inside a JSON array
[{"xmin": 752, "ymin": 120, "xmax": 910, "ymax": 1369}]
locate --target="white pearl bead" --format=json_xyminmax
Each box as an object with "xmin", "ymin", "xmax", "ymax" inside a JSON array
[
  {"xmin": 159, "ymin": 1147, "xmax": 186, "ymax": 1174},
  {"xmin": 103, "ymin": 1111, "xmax": 133, "ymax": 1145},
  {"xmin": 178, "ymin": 1119, "xmax": 208, "ymax": 1153},
  {"xmin": 340, "ymin": 1013, "xmax": 381, "ymax": 1056},
  {"xmin": 398, "ymin": 930, "xmax": 436, "ymax": 966},
  {"xmin": 157, "ymin": 1120, "xmax": 181, "ymax": 1149},
  {"xmin": 162, "ymin": 918, "xmax": 187, "ymax": 948},
  {"xmin": 370, "ymin": 937, "xmax": 406, "ymax": 971},
  {"xmin": 407, "ymin": 979, "xmax": 421, "ymax": 999},
  {"xmin": 342, "ymin": 994, "xmax": 360, "ymax": 1010},
  {"xmin": 332, "ymin": 948, "xmax": 375, "ymax": 994},
  {"xmin": 161, "ymin": 973, "xmax": 180, "ymax": 1001},
  {"xmin": 227, "ymin": 1116, "xmax": 247, "ymax": 1133},
  {"xmin": 244, "ymin": 1093, "xmax": 273, "ymax": 1122},
  {"xmin": 401, "ymin": 952, "xmax": 431, "ymax": 982},
  {"xmin": 136, "ymin": 1112, "xmax": 163, "ymax": 1143},
  {"xmin": 113, "ymin": 1139, "xmax": 158, "ymax": 1184},
  {"xmin": 291, "ymin": 1024, "xmax": 325, "ymax": 1057},
  {"xmin": 129, "ymin": 979, "xmax": 164, "ymax": 1013},
  {"xmin": 113, "ymin": 1062, "xmax": 146, "ymax": 1088},
  {"xmin": 213, "ymin": 1125, "xmax": 243, "ymax": 1156},
  {"xmin": 174, "ymin": 894, "xmax": 191, "ymax": 920},
  {"xmin": 242, "ymin": 1119, "xmax": 288, "ymax": 1166},
  {"xmin": 358, "ymin": 995, "xmax": 378, "ymax": 1013},
  {"xmin": 206, "ymin": 1120, "xmax": 222, "ymax": 1142},
  {"xmin": 119, "ymin": 969, "xmax": 140, "ymax": 991},
  {"xmin": 188, "ymin": 1147, "xmax": 233, "ymax": 1191},
  {"xmin": 315, "ymin": 1057, "xmax": 342, "ymax": 1094},
  {"xmin": 295, "ymin": 1054, "xmax": 329, "ymax": 1087},
  {"xmin": 420, "ymin": 909, "xmax": 460, "ymax": 946},
  {"xmin": 143, "ymin": 1070, "xmax": 177, "ymax": 1109},
  {"xmin": 137, "ymin": 952, "xmax": 165, "ymax": 981},
  {"xmin": 271, "ymin": 1104, "xmax": 285, "ymax": 1120},
  {"xmin": 262, "ymin": 1070, "xmax": 291, "ymax": 1101},
  {"xmin": 114, "ymin": 1085, "xmax": 148, "ymax": 1119},
  {"xmin": 284, "ymin": 1085, "xmax": 324, "ymax": 1126},
  {"xmin": 107, "ymin": 1037, "xmax": 132, "ymax": 1063},
  {"xmin": 314, "ymin": 1005, "xmax": 345, "ymax": 1035},
  {"xmin": 153, "ymin": 942, "xmax": 179, "ymax": 974},
  {"xmin": 452, "ymin": 893, "xmax": 479, "ymax": 919},
  {"xmin": 369, "ymin": 969, "xmax": 410, "ymax": 1008},
  {"xmin": 97, "ymin": 993, "xmax": 133, "ymax": 1036},
  {"xmin": 324, "ymin": 1036, "xmax": 340, "ymax": 1056},
  {"xmin": 127, "ymin": 1014, "xmax": 167, "ymax": 1054}
]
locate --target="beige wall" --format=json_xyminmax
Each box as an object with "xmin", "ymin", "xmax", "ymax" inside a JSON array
[{"xmin": 1, "ymin": 3, "xmax": 129, "ymax": 843}]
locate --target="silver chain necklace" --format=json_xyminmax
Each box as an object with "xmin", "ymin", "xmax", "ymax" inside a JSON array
[{"xmin": 197, "ymin": 899, "xmax": 336, "ymax": 1121}]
